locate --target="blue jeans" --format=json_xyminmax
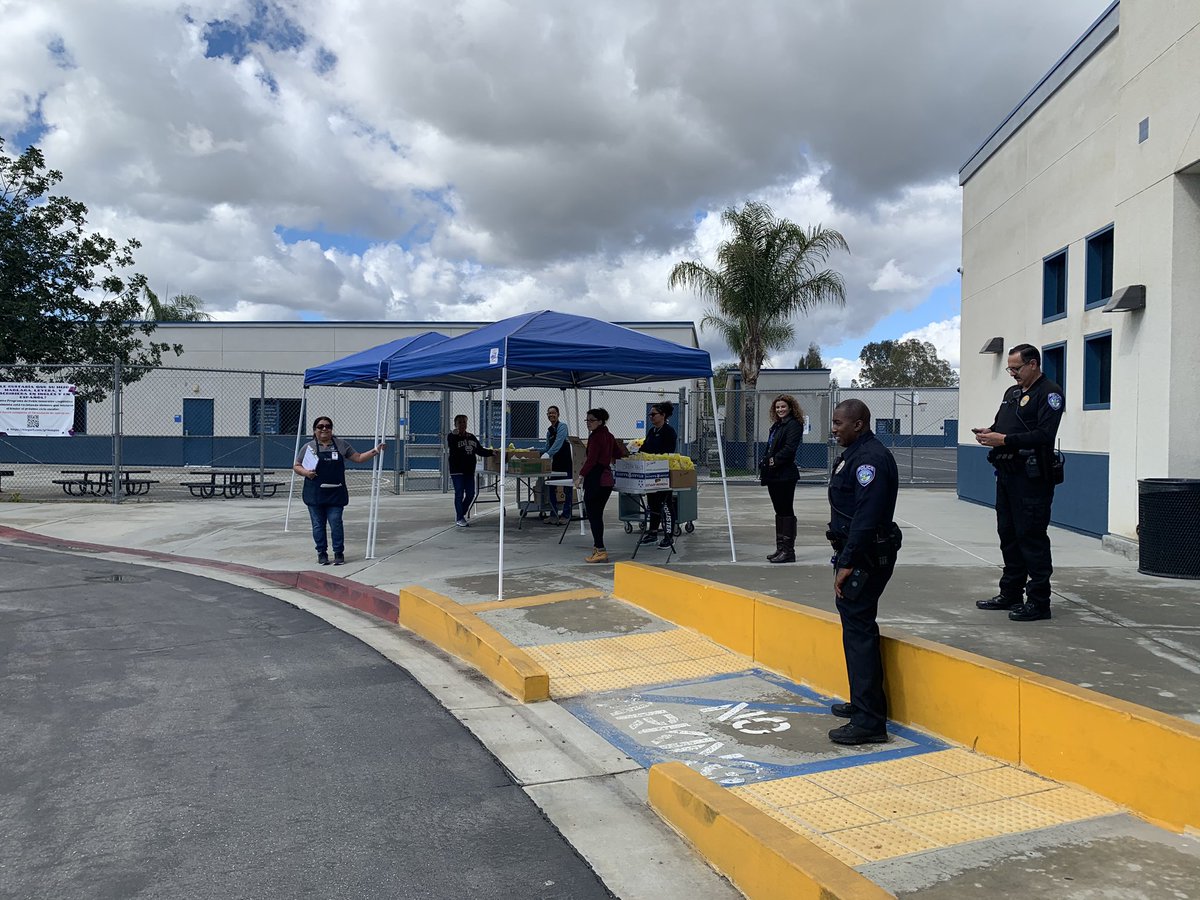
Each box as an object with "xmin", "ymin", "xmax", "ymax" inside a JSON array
[
  {"xmin": 307, "ymin": 504, "xmax": 344, "ymax": 554},
  {"xmin": 550, "ymin": 485, "xmax": 573, "ymax": 519},
  {"xmin": 451, "ymin": 473, "xmax": 476, "ymax": 520}
]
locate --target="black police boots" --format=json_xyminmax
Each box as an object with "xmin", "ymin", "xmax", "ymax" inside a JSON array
[
  {"xmin": 976, "ymin": 593, "xmax": 1023, "ymax": 610},
  {"xmin": 1009, "ymin": 602, "xmax": 1052, "ymax": 622},
  {"xmin": 767, "ymin": 516, "xmax": 797, "ymax": 564}
]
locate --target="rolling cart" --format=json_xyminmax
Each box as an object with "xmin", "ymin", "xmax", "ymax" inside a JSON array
[{"xmin": 619, "ymin": 485, "xmax": 697, "ymax": 535}]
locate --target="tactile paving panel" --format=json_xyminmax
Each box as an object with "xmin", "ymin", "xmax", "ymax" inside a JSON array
[
  {"xmin": 960, "ymin": 765, "xmax": 1056, "ymax": 797},
  {"xmin": 845, "ymin": 786, "xmax": 943, "ymax": 819},
  {"xmin": 1017, "ymin": 786, "xmax": 1122, "ymax": 820},
  {"xmin": 956, "ymin": 797, "xmax": 1068, "ymax": 833},
  {"xmin": 861, "ymin": 756, "xmax": 951, "ymax": 786},
  {"xmin": 919, "ymin": 748, "xmax": 1005, "ymax": 776},
  {"xmin": 805, "ymin": 766, "xmax": 894, "ymax": 796},
  {"xmin": 900, "ymin": 776, "xmax": 1005, "ymax": 809},
  {"xmin": 529, "ymin": 628, "xmax": 754, "ymax": 698},
  {"xmin": 785, "ymin": 797, "xmax": 883, "ymax": 832},
  {"xmin": 893, "ymin": 810, "xmax": 1005, "ymax": 845},
  {"xmin": 733, "ymin": 777, "xmax": 836, "ymax": 807},
  {"xmin": 825, "ymin": 821, "xmax": 941, "ymax": 862}
]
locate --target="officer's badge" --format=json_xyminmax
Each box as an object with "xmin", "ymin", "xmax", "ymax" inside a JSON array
[
  {"xmin": 834, "ymin": 460, "xmax": 845, "ymax": 474},
  {"xmin": 1048, "ymin": 393, "xmax": 1063, "ymax": 410},
  {"xmin": 856, "ymin": 464, "xmax": 876, "ymax": 486},
  {"xmin": 1019, "ymin": 395, "xmax": 1030, "ymax": 407}
]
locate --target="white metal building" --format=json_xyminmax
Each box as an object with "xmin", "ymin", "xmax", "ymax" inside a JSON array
[{"xmin": 958, "ymin": 0, "xmax": 1200, "ymax": 542}]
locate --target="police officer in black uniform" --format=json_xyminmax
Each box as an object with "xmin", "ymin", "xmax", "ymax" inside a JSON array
[
  {"xmin": 826, "ymin": 399, "xmax": 902, "ymax": 745},
  {"xmin": 973, "ymin": 343, "xmax": 1065, "ymax": 622}
]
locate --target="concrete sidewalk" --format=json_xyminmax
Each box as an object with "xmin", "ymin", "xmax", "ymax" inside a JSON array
[
  {"xmin": 4, "ymin": 485, "xmax": 1197, "ymax": 720},
  {"xmin": 3, "ymin": 484, "xmax": 1198, "ymax": 898}
]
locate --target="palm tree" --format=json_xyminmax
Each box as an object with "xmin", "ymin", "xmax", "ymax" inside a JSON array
[
  {"xmin": 668, "ymin": 201, "xmax": 849, "ymax": 390},
  {"xmin": 142, "ymin": 287, "xmax": 212, "ymax": 321}
]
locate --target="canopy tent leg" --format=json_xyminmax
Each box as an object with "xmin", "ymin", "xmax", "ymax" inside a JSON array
[
  {"xmin": 284, "ymin": 389, "xmax": 308, "ymax": 532},
  {"xmin": 574, "ymin": 387, "xmax": 584, "ymax": 534},
  {"xmin": 365, "ymin": 382, "xmax": 384, "ymax": 559},
  {"xmin": 497, "ymin": 354, "xmax": 509, "ymax": 601},
  {"xmin": 709, "ymin": 377, "xmax": 736, "ymax": 562}
]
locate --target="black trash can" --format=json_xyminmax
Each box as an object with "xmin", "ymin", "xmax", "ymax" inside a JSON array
[{"xmin": 1138, "ymin": 478, "xmax": 1200, "ymax": 578}]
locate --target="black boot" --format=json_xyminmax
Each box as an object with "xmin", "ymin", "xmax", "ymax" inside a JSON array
[{"xmin": 767, "ymin": 516, "xmax": 797, "ymax": 563}]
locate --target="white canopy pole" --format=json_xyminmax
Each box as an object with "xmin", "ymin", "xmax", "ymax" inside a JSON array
[
  {"xmin": 574, "ymin": 386, "xmax": 584, "ymax": 534},
  {"xmin": 709, "ymin": 377, "xmax": 736, "ymax": 561},
  {"xmin": 365, "ymin": 382, "xmax": 384, "ymax": 559},
  {"xmin": 284, "ymin": 388, "xmax": 308, "ymax": 532},
  {"xmin": 497, "ymin": 349, "xmax": 509, "ymax": 601}
]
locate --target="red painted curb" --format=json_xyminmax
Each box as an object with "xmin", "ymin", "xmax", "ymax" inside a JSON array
[{"xmin": 0, "ymin": 525, "xmax": 400, "ymax": 623}]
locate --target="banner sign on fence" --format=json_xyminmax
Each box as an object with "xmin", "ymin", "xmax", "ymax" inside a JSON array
[{"xmin": 0, "ymin": 383, "xmax": 76, "ymax": 436}]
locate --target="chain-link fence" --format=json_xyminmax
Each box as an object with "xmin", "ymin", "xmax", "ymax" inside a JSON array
[{"xmin": 0, "ymin": 364, "xmax": 958, "ymax": 502}]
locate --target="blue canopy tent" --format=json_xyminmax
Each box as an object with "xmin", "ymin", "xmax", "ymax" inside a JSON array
[
  {"xmin": 287, "ymin": 332, "xmax": 449, "ymax": 558},
  {"xmin": 385, "ymin": 311, "xmax": 734, "ymax": 598}
]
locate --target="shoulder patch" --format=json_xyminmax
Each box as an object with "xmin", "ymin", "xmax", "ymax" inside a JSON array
[
  {"xmin": 856, "ymin": 464, "xmax": 876, "ymax": 486},
  {"xmin": 1047, "ymin": 392, "xmax": 1063, "ymax": 411}
]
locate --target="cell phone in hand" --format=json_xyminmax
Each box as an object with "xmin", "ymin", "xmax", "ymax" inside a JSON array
[
  {"xmin": 841, "ymin": 568, "xmax": 868, "ymax": 602},
  {"xmin": 971, "ymin": 428, "xmax": 984, "ymax": 434}
]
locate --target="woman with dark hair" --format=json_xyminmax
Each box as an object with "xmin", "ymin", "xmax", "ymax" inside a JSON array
[
  {"xmin": 760, "ymin": 394, "xmax": 805, "ymax": 563},
  {"xmin": 639, "ymin": 400, "xmax": 678, "ymax": 548},
  {"xmin": 293, "ymin": 416, "xmax": 386, "ymax": 566},
  {"xmin": 579, "ymin": 408, "xmax": 627, "ymax": 563},
  {"xmin": 447, "ymin": 414, "xmax": 494, "ymax": 527}
]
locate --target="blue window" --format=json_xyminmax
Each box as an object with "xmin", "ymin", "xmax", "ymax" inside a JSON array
[
  {"xmin": 250, "ymin": 398, "xmax": 301, "ymax": 435},
  {"xmin": 1083, "ymin": 331, "xmax": 1112, "ymax": 409},
  {"xmin": 1043, "ymin": 249, "xmax": 1067, "ymax": 321},
  {"xmin": 1085, "ymin": 226, "xmax": 1114, "ymax": 309},
  {"xmin": 1042, "ymin": 341, "xmax": 1066, "ymax": 388}
]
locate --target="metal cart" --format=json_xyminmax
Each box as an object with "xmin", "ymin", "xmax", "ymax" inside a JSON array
[{"xmin": 619, "ymin": 485, "xmax": 697, "ymax": 535}]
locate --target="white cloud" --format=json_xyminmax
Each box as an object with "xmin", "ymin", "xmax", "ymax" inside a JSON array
[
  {"xmin": 0, "ymin": 0, "xmax": 1109, "ymax": 362},
  {"xmin": 828, "ymin": 357, "xmax": 864, "ymax": 387},
  {"xmin": 901, "ymin": 316, "xmax": 962, "ymax": 370}
]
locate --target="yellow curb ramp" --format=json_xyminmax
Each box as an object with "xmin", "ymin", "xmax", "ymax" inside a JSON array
[
  {"xmin": 398, "ymin": 585, "xmax": 550, "ymax": 702},
  {"xmin": 648, "ymin": 762, "xmax": 893, "ymax": 900},
  {"xmin": 613, "ymin": 561, "xmax": 1200, "ymax": 834}
]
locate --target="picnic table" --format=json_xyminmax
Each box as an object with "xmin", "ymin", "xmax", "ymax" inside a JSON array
[
  {"xmin": 179, "ymin": 469, "xmax": 281, "ymax": 499},
  {"xmin": 53, "ymin": 468, "xmax": 157, "ymax": 497}
]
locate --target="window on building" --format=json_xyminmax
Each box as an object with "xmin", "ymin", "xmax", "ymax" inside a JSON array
[
  {"xmin": 876, "ymin": 418, "xmax": 901, "ymax": 436},
  {"xmin": 73, "ymin": 397, "xmax": 88, "ymax": 435},
  {"xmin": 1083, "ymin": 331, "xmax": 1112, "ymax": 409},
  {"xmin": 1085, "ymin": 226, "xmax": 1114, "ymax": 309},
  {"xmin": 1043, "ymin": 249, "xmax": 1068, "ymax": 321},
  {"xmin": 1042, "ymin": 342, "xmax": 1066, "ymax": 388},
  {"xmin": 250, "ymin": 398, "xmax": 302, "ymax": 435}
]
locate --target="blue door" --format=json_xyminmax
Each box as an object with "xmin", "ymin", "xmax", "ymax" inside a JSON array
[
  {"xmin": 408, "ymin": 400, "xmax": 442, "ymax": 471},
  {"xmin": 183, "ymin": 398, "xmax": 214, "ymax": 466},
  {"xmin": 943, "ymin": 419, "xmax": 959, "ymax": 447}
]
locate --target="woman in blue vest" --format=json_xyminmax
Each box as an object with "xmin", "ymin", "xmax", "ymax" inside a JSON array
[{"xmin": 293, "ymin": 416, "xmax": 385, "ymax": 566}]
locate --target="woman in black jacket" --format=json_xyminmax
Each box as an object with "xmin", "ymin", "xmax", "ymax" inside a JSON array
[
  {"xmin": 639, "ymin": 400, "xmax": 678, "ymax": 548},
  {"xmin": 760, "ymin": 394, "xmax": 805, "ymax": 563}
]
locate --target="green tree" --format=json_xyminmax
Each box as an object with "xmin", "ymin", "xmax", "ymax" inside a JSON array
[
  {"xmin": 668, "ymin": 201, "xmax": 849, "ymax": 390},
  {"xmin": 0, "ymin": 137, "xmax": 178, "ymax": 400},
  {"xmin": 856, "ymin": 339, "xmax": 959, "ymax": 388},
  {"xmin": 142, "ymin": 288, "xmax": 212, "ymax": 321},
  {"xmin": 796, "ymin": 342, "xmax": 824, "ymax": 369}
]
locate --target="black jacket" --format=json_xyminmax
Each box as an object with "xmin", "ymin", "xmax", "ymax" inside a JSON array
[
  {"xmin": 642, "ymin": 422, "xmax": 677, "ymax": 455},
  {"xmin": 828, "ymin": 430, "xmax": 899, "ymax": 569},
  {"xmin": 988, "ymin": 374, "xmax": 1065, "ymax": 475},
  {"xmin": 760, "ymin": 416, "xmax": 803, "ymax": 484}
]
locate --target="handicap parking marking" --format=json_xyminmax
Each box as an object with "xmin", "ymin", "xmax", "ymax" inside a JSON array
[{"xmin": 561, "ymin": 669, "xmax": 947, "ymax": 786}]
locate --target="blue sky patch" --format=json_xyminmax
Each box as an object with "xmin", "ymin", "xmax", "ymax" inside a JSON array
[{"xmin": 203, "ymin": 1, "xmax": 307, "ymax": 62}]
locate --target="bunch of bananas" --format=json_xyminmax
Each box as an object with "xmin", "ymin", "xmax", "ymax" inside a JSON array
[{"xmin": 627, "ymin": 452, "xmax": 695, "ymax": 471}]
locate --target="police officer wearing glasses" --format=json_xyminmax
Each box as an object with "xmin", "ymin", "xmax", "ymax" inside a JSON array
[{"xmin": 973, "ymin": 343, "xmax": 1065, "ymax": 622}]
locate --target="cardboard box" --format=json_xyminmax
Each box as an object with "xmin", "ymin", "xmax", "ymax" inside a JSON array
[
  {"xmin": 484, "ymin": 450, "xmax": 544, "ymax": 473},
  {"xmin": 669, "ymin": 469, "xmax": 697, "ymax": 489},
  {"xmin": 613, "ymin": 458, "xmax": 670, "ymax": 494}
]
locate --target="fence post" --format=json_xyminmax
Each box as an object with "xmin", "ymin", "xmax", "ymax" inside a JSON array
[
  {"xmin": 258, "ymin": 372, "xmax": 267, "ymax": 492},
  {"xmin": 111, "ymin": 357, "xmax": 122, "ymax": 505}
]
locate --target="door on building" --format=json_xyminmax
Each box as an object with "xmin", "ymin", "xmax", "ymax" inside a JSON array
[
  {"xmin": 182, "ymin": 398, "xmax": 214, "ymax": 466},
  {"xmin": 403, "ymin": 399, "xmax": 443, "ymax": 494},
  {"xmin": 943, "ymin": 419, "xmax": 958, "ymax": 447}
]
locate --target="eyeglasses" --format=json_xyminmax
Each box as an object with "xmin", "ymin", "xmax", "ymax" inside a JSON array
[
  {"xmin": 586, "ymin": 417, "xmax": 599, "ymax": 423},
  {"xmin": 650, "ymin": 410, "xmax": 663, "ymax": 417},
  {"xmin": 315, "ymin": 424, "xmax": 332, "ymax": 430},
  {"xmin": 1005, "ymin": 362, "xmax": 1032, "ymax": 375}
]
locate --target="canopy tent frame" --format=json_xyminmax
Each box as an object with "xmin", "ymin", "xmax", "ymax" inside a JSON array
[{"xmin": 384, "ymin": 311, "xmax": 735, "ymax": 599}]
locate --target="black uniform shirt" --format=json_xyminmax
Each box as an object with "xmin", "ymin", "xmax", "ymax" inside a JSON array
[
  {"xmin": 828, "ymin": 430, "xmax": 899, "ymax": 569},
  {"xmin": 990, "ymin": 374, "xmax": 1065, "ymax": 452}
]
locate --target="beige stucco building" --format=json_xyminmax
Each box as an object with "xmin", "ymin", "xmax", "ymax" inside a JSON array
[{"xmin": 958, "ymin": 0, "xmax": 1200, "ymax": 543}]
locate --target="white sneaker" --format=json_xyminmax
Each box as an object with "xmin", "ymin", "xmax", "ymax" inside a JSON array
[{"xmin": 455, "ymin": 519, "xmax": 468, "ymax": 527}]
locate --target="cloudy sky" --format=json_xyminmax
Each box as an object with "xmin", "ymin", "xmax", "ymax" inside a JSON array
[{"xmin": 1, "ymin": 0, "xmax": 1111, "ymax": 382}]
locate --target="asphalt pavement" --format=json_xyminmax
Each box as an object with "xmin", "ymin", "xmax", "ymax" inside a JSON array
[{"xmin": 0, "ymin": 542, "xmax": 613, "ymax": 900}]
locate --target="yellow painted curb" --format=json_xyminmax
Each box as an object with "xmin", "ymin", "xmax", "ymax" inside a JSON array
[
  {"xmin": 398, "ymin": 585, "xmax": 550, "ymax": 702},
  {"xmin": 613, "ymin": 562, "xmax": 1200, "ymax": 833},
  {"xmin": 648, "ymin": 762, "xmax": 894, "ymax": 900},
  {"xmin": 465, "ymin": 588, "xmax": 604, "ymax": 612}
]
